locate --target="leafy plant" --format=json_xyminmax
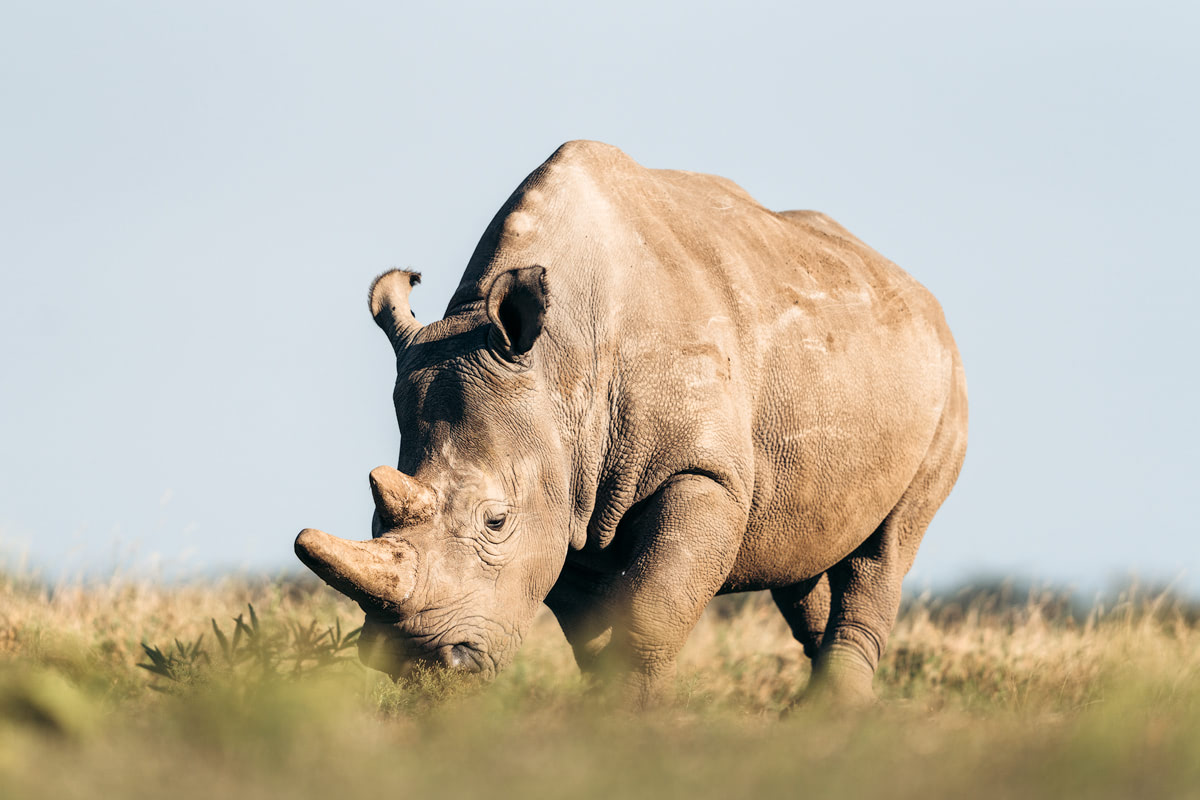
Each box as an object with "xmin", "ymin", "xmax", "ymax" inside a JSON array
[
  {"xmin": 137, "ymin": 635, "xmax": 209, "ymax": 687},
  {"xmin": 138, "ymin": 604, "xmax": 360, "ymax": 688}
]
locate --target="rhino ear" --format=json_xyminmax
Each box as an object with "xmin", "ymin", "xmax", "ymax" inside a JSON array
[
  {"xmin": 369, "ymin": 269, "xmax": 423, "ymax": 355},
  {"xmin": 486, "ymin": 266, "xmax": 549, "ymax": 359}
]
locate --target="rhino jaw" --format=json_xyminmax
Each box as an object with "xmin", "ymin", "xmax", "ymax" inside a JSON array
[{"xmin": 294, "ymin": 528, "xmax": 419, "ymax": 613}]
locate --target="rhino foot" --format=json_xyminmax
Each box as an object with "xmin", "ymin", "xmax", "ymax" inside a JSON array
[{"xmin": 791, "ymin": 647, "xmax": 879, "ymax": 713}]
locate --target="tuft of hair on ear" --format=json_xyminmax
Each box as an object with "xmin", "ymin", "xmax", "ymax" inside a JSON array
[
  {"xmin": 369, "ymin": 269, "xmax": 424, "ymax": 354},
  {"xmin": 368, "ymin": 269, "xmax": 421, "ymax": 318}
]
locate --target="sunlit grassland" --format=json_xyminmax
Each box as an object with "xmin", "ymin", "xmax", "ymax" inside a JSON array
[{"xmin": 1, "ymin": 570, "xmax": 1197, "ymax": 799}]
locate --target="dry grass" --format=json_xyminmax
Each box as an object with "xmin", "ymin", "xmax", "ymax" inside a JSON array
[{"xmin": 1, "ymin": 570, "xmax": 1198, "ymax": 799}]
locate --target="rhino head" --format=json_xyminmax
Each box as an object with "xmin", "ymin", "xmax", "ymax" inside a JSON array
[{"xmin": 295, "ymin": 265, "xmax": 571, "ymax": 680}]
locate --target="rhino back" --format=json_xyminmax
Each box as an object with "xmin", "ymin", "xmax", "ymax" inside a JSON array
[{"xmin": 446, "ymin": 141, "xmax": 960, "ymax": 583}]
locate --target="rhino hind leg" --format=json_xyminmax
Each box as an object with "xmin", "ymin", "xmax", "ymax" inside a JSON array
[
  {"xmin": 770, "ymin": 574, "xmax": 831, "ymax": 660},
  {"xmin": 805, "ymin": 500, "xmax": 937, "ymax": 707},
  {"xmin": 806, "ymin": 518, "xmax": 905, "ymax": 706},
  {"xmin": 805, "ymin": 364, "xmax": 968, "ymax": 707}
]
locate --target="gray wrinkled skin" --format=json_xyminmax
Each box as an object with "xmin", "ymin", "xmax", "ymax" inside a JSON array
[{"xmin": 295, "ymin": 141, "xmax": 968, "ymax": 707}]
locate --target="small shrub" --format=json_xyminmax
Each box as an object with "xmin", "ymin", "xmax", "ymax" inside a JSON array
[{"xmin": 138, "ymin": 604, "xmax": 361, "ymax": 690}]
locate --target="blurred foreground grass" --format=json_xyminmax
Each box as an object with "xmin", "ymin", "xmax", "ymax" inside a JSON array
[{"xmin": 1, "ymin": 571, "xmax": 1198, "ymax": 799}]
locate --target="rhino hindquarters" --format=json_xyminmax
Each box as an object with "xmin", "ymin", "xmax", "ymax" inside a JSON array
[{"xmin": 802, "ymin": 358, "xmax": 968, "ymax": 706}]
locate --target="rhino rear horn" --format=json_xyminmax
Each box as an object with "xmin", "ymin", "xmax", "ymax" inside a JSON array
[
  {"xmin": 294, "ymin": 528, "xmax": 418, "ymax": 613},
  {"xmin": 369, "ymin": 269, "xmax": 423, "ymax": 354},
  {"xmin": 369, "ymin": 465, "xmax": 436, "ymax": 530}
]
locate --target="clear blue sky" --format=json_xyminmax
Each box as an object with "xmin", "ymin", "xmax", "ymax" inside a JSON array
[{"xmin": 2, "ymin": 2, "xmax": 1196, "ymax": 591}]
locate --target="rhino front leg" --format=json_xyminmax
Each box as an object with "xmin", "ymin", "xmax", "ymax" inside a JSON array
[
  {"xmin": 602, "ymin": 473, "xmax": 745, "ymax": 708},
  {"xmin": 544, "ymin": 565, "xmax": 618, "ymax": 675},
  {"xmin": 548, "ymin": 474, "xmax": 744, "ymax": 706}
]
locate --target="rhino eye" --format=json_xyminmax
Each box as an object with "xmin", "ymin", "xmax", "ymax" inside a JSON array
[{"xmin": 484, "ymin": 512, "xmax": 507, "ymax": 532}]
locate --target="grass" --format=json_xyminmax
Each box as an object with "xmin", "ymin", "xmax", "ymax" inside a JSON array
[{"xmin": 1, "ymin": 570, "xmax": 1198, "ymax": 799}]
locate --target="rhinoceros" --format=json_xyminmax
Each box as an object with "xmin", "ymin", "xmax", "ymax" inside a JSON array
[{"xmin": 295, "ymin": 140, "xmax": 967, "ymax": 706}]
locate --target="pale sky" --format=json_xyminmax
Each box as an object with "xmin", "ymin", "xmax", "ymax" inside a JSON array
[{"xmin": 2, "ymin": 1, "xmax": 1197, "ymax": 591}]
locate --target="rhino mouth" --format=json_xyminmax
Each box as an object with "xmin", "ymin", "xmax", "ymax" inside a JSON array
[{"xmin": 358, "ymin": 618, "xmax": 488, "ymax": 678}]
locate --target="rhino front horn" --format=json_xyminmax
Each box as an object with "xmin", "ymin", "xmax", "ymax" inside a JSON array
[
  {"xmin": 294, "ymin": 528, "xmax": 418, "ymax": 613},
  {"xmin": 369, "ymin": 465, "xmax": 436, "ymax": 529}
]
